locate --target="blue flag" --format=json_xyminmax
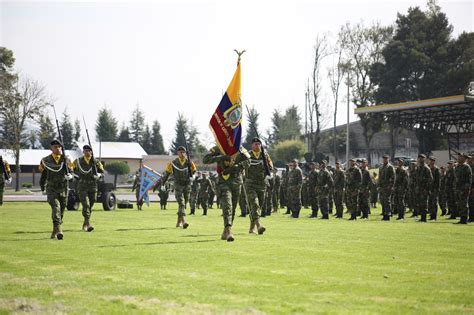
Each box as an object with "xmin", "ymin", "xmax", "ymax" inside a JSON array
[{"xmin": 138, "ymin": 165, "xmax": 161, "ymax": 205}]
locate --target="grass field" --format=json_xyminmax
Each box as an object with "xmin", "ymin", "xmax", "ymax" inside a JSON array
[{"xmin": 0, "ymin": 202, "xmax": 473, "ymax": 314}]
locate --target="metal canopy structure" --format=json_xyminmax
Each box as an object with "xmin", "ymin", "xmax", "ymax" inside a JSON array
[{"xmin": 354, "ymin": 94, "xmax": 474, "ymax": 159}]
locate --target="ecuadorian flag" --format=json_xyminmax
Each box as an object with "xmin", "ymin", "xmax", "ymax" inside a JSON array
[{"xmin": 209, "ymin": 61, "xmax": 242, "ymax": 156}]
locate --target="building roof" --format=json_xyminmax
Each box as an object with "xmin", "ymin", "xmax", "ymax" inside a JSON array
[{"xmin": 0, "ymin": 142, "xmax": 147, "ymax": 165}]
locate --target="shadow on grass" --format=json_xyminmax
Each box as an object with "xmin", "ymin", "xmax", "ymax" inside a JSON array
[
  {"xmin": 97, "ymin": 239, "xmax": 219, "ymax": 248},
  {"xmin": 115, "ymin": 227, "xmax": 175, "ymax": 232},
  {"xmin": 0, "ymin": 237, "xmax": 52, "ymax": 242}
]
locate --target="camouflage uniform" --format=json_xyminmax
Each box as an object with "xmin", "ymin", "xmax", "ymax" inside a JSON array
[
  {"xmin": 271, "ymin": 173, "xmax": 281, "ymax": 212},
  {"xmin": 316, "ymin": 164, "xmax": 334, "ymax": 219},
  {"xmin": 301, "ymin": 177, "xmax": 309, "ymax": 209},
  {"xmin": 370, "ymin": 173, "xmax": 378, "ymax": 208},
  {"xmin": 0, "ymin": 158, "xmax": 11, "ymax": 206},
  {"xmin": 454, "ymin": 158, "xmax": 472, "ymax": 223},
  {"xmin": 198, "ymin": 174, "xmax": 212, "ymax": 215},
  {"xmin": 345, "ymin": 164, "xmax": 362, "ymax": 220},
  {"xmin": 160, "ymin": 152, "xmax": 197, "ymax": 227},
  {"xmin": 287, "ymin": 164, "xmax": 303, "ymax": 218},
  {"xmin": 263, "ymin": 176, "xmax": 273, "ymax": 216},
  {"xmin": 132, "ymin": 173, "xmax": 144, "ymax": 210},
  {"xmin": 245, "ymin": 149, "xmax": 273, "ymax": 226},
  {"xmin": 438, "ymin": 169, "xmax": 447, "ymax": 216},
  {"xmin": 407, "ymin": 164, "xmax": 417, "ymax": 216},
  {"xmin": 208, "ymin": 175, "xmax": 217, "ymax": 209},
  {"xmin": 445, "ymin": 164, "xmax": 457, "ymax": 218},
  {"xmin": 359, "ymin": 166, "xmax": 371, "ymax": 218},
  {"xmin": 281, "ymin": 169, "xmax": 289, "ymax": 213},
  {"xmin": 203, "ymin": 147, "xmax": 250, "ymax": 240},
  {"xmin": 238, "ymin": 173, "xmax": 248, "ymax": 217},
  {"xmin": 307, "ymin": 167, "xmax": 319, "ymax": 218},
  {"xmin": 333, "ymin": 167, "xmax": 345, "ymax": 218},
  {"xmin": 39, "ymin": 151, "xmax": 71, "ymax": 239},
  {"xmin": 378, "ymin": 161, "xmax": 395, "ymax": 220},
  {"xmin": 469, "ymin": 158, "xmax": 474, "ymax": 222},
  {"xmin": 414, "ymin": 158, "xmax": 433, "ymax": 222},
  {"xmin": 428, "ymin": 162, "xmax": 441, "ymax": 220},
  {"xmin": 393, "ymin": 164, "xmax": 409, "ymax": 219},
  {"xmin": 189, "ymin": 174, "xmax": 201, "ymax": 214},
  {"xmin": 72, "ymin": 155, "xmax": 104, "ymax": 229},
  {"xmin": 156, "ymin": 183, "xmax": 170, "ymax": 209}
]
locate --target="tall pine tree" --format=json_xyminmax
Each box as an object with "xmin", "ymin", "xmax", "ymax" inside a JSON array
[
  {"xmin": 95, "ymin": 107, "xmax": 118, "ymax": 141},
  {"xmin": 60, "ymin": 109, "xmax": 74, "ymax": 149},
  {"xmin": 150, "ymin": 120, "xmax": 165, "ymax": 154},
  {"xmin": 170, "ymin": 113, "xmax": 189, "ymax": 154},
  {"xmin": 129, "ymin": 105, "xmax": 145, "ymax": 143}
]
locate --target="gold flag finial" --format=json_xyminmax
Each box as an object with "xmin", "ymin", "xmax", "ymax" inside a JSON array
[{"xmin": 234, "ymin": 49, "xmax": 246, "ymax": 65}]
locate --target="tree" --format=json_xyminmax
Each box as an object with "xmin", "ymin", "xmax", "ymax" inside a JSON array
[
  {"xmin": 104, "ymin": 161, "xmax": 130, "ymax": 189},
  {"xmin": 150, "ymin": 120, "xmax": 165, "ymax": 154},
  {"xmin": 140, "ymin": 124, "xmax": 152, "ymax": 154},
  {"xmin": 243, "ymin": 106, "xmax": 260, "ymax": 147},
  {"xmin": 27, "ymin": 130, "xmax": 38, "ymax": 149},
  {"xmin": 74, "ymin": 118, "xmax": 81, "ymax": 143},
  {"xmin": 273, "ymin": 140, "xmax": 306, "ymax": 165},
  {"xmin": 95, "ymin": 107, "xmax": 118, "ymax": 141},
  {"xmin": 117, "ymin": 124, "xmax": 131, "ymax": 142},
  {"xmin": 170, "ymin": 113, "xmax": 189, "ymax": 154},
  {"xmin": 0, "ymin": 75, "xmax": 50, "ymax": 191},
  {"xmin": 129, "ymin": 105, "xmax": 145, "ymax": 143},
  {"xmin": 60, "ymin": 109, "xmax": 74, "ymax": 150},
  {"xmin": 340, "ymin": 22, "xmax": 392, "ymax": 163},
  {"xmin": 38, "ymin": 114, "xmax": 56, "ymax": 149}
]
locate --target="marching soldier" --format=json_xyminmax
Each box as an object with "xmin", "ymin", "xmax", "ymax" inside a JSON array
[
  {"xmin": 345, "ymin": 158, "xmax": 362, "ymax": 220},
  {"xmin": 245, "ymin": 137, "xmax": 273, "ymax": 232},
  {"xmin": 263, "ymin": 175, "xmax": 273, "ymax": 216},
  {"xmin": 378, "ymin": 154, "xmax": 395, "ymax": 221},
  {"xmin": 359, "ymin": 159, "xmax": 371, "ymax": 219},
  {"xmin": 39, "ymin": 140, "xmax": 73, "ymax": 240},
  {"xmin": 271, "ymin": 168, "xmax": 281, "ymax": 213},
  {"xmin": 393, "ymin": 159, "xmax": 409, "ymax": 220},
  {"xmin": 156, "ymin": 182, "xmax": 170, "ymax": 209},
  {"xmin": 439, "ymin": 166, "xmax": 447, "ymax": 216},
  {"xmin": 238, "ymin": 174, "xmax": 248, "ymax": 217},
  {"xmin": 203, "ymin": 146, "xmax": 250, "ymax": 241},
  {"xmin": 445, "ymin": 161, "xmax": 457, "ymax": 219},
  {"xmin": 316, "ymin": 160, "xmax": 334, "ymax": 219},
  {"xmin": 158, "ymin": 146, "xmax": 196, "ymax": 229},
  {"xmin": 370, "ymin": 172, "xmax": 378, "ymax": 209},
  {"xmin": 189, "ymin": 172, "xmax": 201, "ymax": 215},
  {"xmin": 71, "ymin": 144, "xmax": 104, "ymax": 232},
  {"xmin": 281, "ymin": 167, "xmax": 290, "ymax": 213},
  {"xmin": 198, "ymin": 172, "xmax": 212, "ymax": 215},
  {"xmin": 454, "ymin": 153, "xmax": 472, "ymax": 224},
  {"xmin": 307, "ymin": 162, "xmax": 319, "ymax": 218},
  {"xmin": 287, "ymin": 159, "xmax": 303, "ymax": 218},
  {"xmin": 131, "ymin": 170, "xmax": 143, "ymax": 210},
  {"xmin": 428, "ymin": 157, "xmax": 440, "ymax": 220},
  {"xmin": 0, "ymin": 156, "xmax": 12, "ymax": 206},
  {"xmin": 407, "ymin": 162, "xmax": 417, "ymax": 217},
  {"xmin": 333, "ymin": 161, "xmax": 345, "ymax": 218},
  {"xmin": 414, "ymin": 154, "xmax": 433, "ymax": 222}
]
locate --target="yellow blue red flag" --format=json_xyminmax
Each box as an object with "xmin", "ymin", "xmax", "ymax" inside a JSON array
[{"xmin": 209, "ymin": 61, "xmax": 242, "ymax": 156}]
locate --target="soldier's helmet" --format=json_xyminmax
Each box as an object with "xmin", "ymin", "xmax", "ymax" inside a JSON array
[
  {"xmin": 83, "ymin": 144, "xmax": 92, "ymax": 151},
  {"xmin": 252, "ymin": 137, "xmax": 261, "ymax": 144},
  {"xmin": 50, "ymin": 139, "xmax": 62, "ymax": 147},
  {"xmin": 177, "ymin": 146, "xmax": 186, "ymax": 152}
]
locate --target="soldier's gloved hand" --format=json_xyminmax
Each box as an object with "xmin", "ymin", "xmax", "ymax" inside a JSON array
[
  {"xmin": 5, "ymin": 178, "xmax": 11, "ymax": 184},
  {"xmin": 93, "ymin": 173, "xmax": 103, "ymax": 180},
  {"xmin": 64, "ymin": 173, "xmax": 73, "ymax": 181}
]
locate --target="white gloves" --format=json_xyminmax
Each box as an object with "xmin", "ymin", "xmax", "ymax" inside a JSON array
[
  {"xmin": 93, "ymin": 173, "xmax": 103, "ymax": 180},
  {"xmin": 5, "ymin": 178, "xmax": 11, "ymax": 184},
  {"xmin": 64, "ymin": 173, "xmax": 74, "ymax": 181}
]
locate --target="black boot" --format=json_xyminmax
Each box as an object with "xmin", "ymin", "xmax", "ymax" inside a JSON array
[
  {"xmin": 418, "ymin": 213, "xmax": 427, "ymax": 222},
  {"xmin": 396, "ymin": 213, "xmax": 404, "ymax": 220},
  {"xmin": 441, "ymin": 209, "xmax": 447, "ymax": 216},
  {"xmin": 348, "ymin": 213, "xmax": 356, "ymax": 221},
  {"xmin": 469, "ymin": 216, "xmax": 474, "ymax": 223},
  {"xmin": 321, "ymin": 213, "xmax": 329, "ymax": 220},
  {"xmin": 429, "ymin": 214, "xmax": 437, "ymax": 221},
  {"xmin": 382, "ymin": 215, "xmax": 390, "ymax": 221},
  {"xmin": 454, "ymin": 216, "xmax": 468, "ymax": 224},
  {"xmin": 309, "ymin": 210, "xmax": 317, "ymax": 218}
]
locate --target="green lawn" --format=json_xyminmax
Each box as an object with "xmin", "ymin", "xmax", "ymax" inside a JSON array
[{"xmin": 0, "ymin": 202, "xmax": 473, "ymax": 314}]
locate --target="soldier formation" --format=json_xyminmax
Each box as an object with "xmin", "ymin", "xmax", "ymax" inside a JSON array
[{"xmin": 2, "ymin": 136, "xmax": 473, "ymax": 242}]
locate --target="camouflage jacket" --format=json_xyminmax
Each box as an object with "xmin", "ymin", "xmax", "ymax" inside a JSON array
[
  {"xmin": 378, "ymin": 163, "xmax": 395, "ymax": 190},
  {"xmin": 445, "ymin": 168, "xmax": 455, "ymax": 190},
  {"xmin": 429, "ymin": 166, "xmax": 441, "ymax": 194},
  {"xmin": 360, "ymin": 168, "xmax": 371, "ymax": 192},
  {"xmin": 414, "ymin": 163, "xmax": 433, "ymax": 194},
  {"xmin": 345, "ymin": 166, "xmax": 362, "ymax": 191},
  {"xmin": 316, "ymin": 168, "xmax": 334, "ymax": 196},
  {"xmin": 202, "ymin": 147, "xmax": 250, "ymax": 188},
  {"xmin": 454, "ymin": 163, "xmax": 472, "ymax": 192},
  {"xmin": 333, "ymin": 169, "xmax": 345, "ymax": 191},
  {"xmin": 394, "ymin": 167, "xmax": 409, "ymax": 192}
]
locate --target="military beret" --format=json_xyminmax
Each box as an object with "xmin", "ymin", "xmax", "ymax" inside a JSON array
[
  {"xmin": 382, "ymin": 154, "xmax": 389, "ymax": 158},
  {"xmin": 177, "ymin": 146, "xmax": 186, "ymax": 152},
  {"xmin": 447, "ymin": 160, "xmax": 454, "ymax": 164},
  {"xmin": 349, "ymin": 158, "xmax": 355, "ymax": 162},
  {"xmin": 50, "ymin": 139, "xmax": 62, "ymax": 146},
  {"xmin": 458, "ymin": 152, "xmax": 469, "ymax": 159},
  {"xmin": 429, "ymin": 156, "xmax": 436, "ymax": 161},
  {"xmin": 418, "ymin": 154, "xmax": 426, "ymax": 158},
  {"xmin": 83, "ymin": 144, "xmax": 92, "ymax": 151},
  {"xmin": 251, "ymin": 137, "xmax": 261, "ymax": 144},
  {"xmin": 292, "ymin": 158, "xmax": 299, "ymax": 163}
]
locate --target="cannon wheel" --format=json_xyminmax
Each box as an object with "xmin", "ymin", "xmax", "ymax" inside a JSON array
[{"xmin": 102, "ymin": 192, "xmax": 116, "ymax": 211}]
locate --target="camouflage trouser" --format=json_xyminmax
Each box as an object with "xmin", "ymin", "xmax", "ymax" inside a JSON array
[
  {"xmin": 456, "ymin": 190, "xmax": 470, "ymax": 217},
  {"xmin": 47, "ymin": 187, "xmax": 67, "ymax": 226},
  {"xmin": 220, "ymin": 183, "xmax": 241, "ymax": 227},
  {"xmin": 246, "ymin": 184, "xmax": 265, "ymax": 223},
  {"xmin": 328, "ymin": 193, "xmax": 334, "ymax": 213},
  {"xmin": 415, "ymin": 190, "xmax": 429, "ymax": 215},
  {"xmin": 358, "ymin": 189, "xmax": 370, "ymax": 216},
  {"xmin": 379, "ymin": 189, "xmax": 392, "ymax": 216},
  {"xmin": 189, "ymin": 192, "xmax": 198, "ymax": 210},
  {"xmin": 135, "ymin": 189, "xmax": 143, "ymax": 207},
  {"xmin": 239, "ymin": 191, "xmax": 247, "ymax": 215},
  {"xmin": 310, "ymin": 190, "xmax": 319, "ymax": 214},
  {"xmin": 175, "ymin": 184, "xmax": 190, "ymax": 217},
  {"xmin": 198, "ymin": 192, "xmax": 209, "ymax": 212},
  {"xmin": 428, "ymin": 191, "xmax": 439, "ymax": 217},
  {"xmin": 318, "ymin": 194, "xmax": 329, "ymax": 216},
  {"xmin": 446, "ymin": 189, "xmax": 457, "ymax": 215},
  {"xmin": 334, "ymin": 189, "xmax": 344, "ymax": 216},
  {"xmin": 438, "ymin": 191, "xmax": 446, "ymax": 213},
  {"xmin": 393, "ymin": 190, "xmax": 406, "ymax": 216},
  {"xmin": 78, "ymin": 183, "xmax": 97, "ymax": 220},
  {"xmin": 158, "ymin": 192, "xmax": 168, "ymax": 207},
  {"xmin": 208, "ymin": 191, "xmax": 215, "ymax": 208},
  {"xmin": 346, "ymin": 189, "xmax": 359, "ymax": 215},
  {"xmin": 469, "ymin": 190, "xmax": 474, "ymax": 219},
  {"xmin": 272, "ymin": 191, "xmax": 280, "ymax": 211},
  {"xmin": 0, "ymin": 182, "xmax": 4, "ymax": 205},
  {"xmin": 263, "ymin": 188, "xmax": 272, "ymax": 215},
  {"xmin": 287, "ymin": 185, "xmax": 302, "ymax": 214},
  {"xmin": 280, "ymin": 187, "xmax": 287, "ymax": 207}
]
